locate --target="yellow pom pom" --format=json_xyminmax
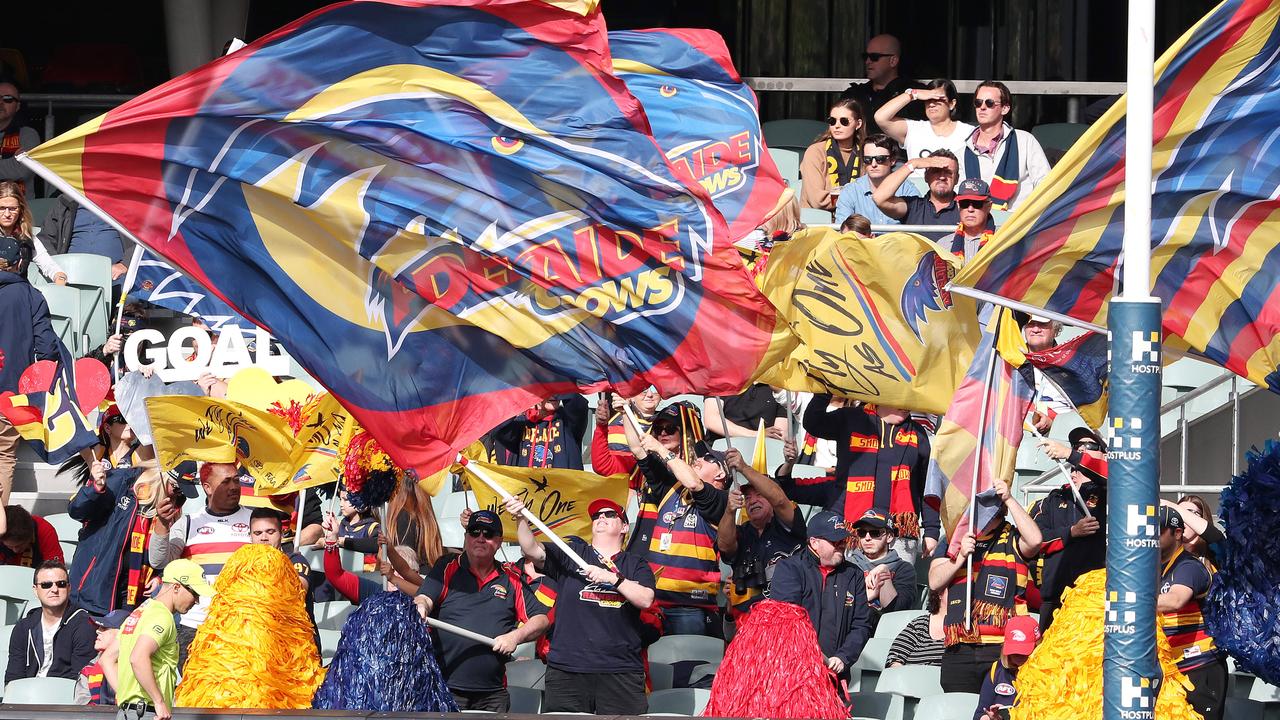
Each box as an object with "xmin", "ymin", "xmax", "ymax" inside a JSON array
[{"xmin": 175, "ymin": 544, "xmax": 325, "ymax": 709}]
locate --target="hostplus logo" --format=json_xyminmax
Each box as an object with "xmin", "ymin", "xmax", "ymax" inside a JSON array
[
  {"xmin": 1123, "ymin": 504, "xmax": 1158, "ymax": 549},
  {"xmin": 1118, "ymin": 675, "xmax": 1160, "ymax": 719},
  {"xmin": 1105, "ymin": 590, "xmax": 1137, "ymax": 635},
  {"xmin": 1107, "ymin": 417, "xmax": 1143, "ymax": 461},
  {"xmin": 1129, "ymin": 330, "xmax": 1161, "ymax": 374}
]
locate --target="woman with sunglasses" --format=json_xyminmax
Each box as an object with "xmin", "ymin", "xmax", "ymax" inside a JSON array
[
  {"xmin": 800, "ymin": 98, "xmax": 866, "ymax": 211},
  {"xmin": 0, "ymin": 180, "xmax": 67, "ymax": 284},
  {"xmin": 874, "ymin": 79, "xmax": 975, "ymax": 178},
  {"xmin": 961, "ymin": 81, "xmax": 1051, "ymax": 211}
]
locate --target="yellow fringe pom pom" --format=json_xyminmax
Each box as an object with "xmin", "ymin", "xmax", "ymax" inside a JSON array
[
  {"xmin": 175, "ymin": 544, "xmax": 325, "ymax": 709},
  {"xmin": 1010, "ymin": 569, "xmax": 1202, "ymax": 720}
]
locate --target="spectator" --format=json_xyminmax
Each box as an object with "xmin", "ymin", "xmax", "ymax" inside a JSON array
[
  {"xmin": 0, "ymin": 180, "xmax": 65, "ymax": 284},
  {"xmin": 1020, "ymin": 315, "xmax": 1074, "ymax": 433},
  {"xmin": 833, "ymin": 133, "xmax": 922, "ymax": 229},
  {"xmin": 321, "ymin": 518, "xmax": 420, "ymax": 603},
  {"xmin": 872, "ymin": 149, "xmax": 962, "ymax": 240},
  {"xmin": 841, "ymin": 35, "xmax": 924, "ymax": 137},
  {"xmin": 769, "ymin": 510, "xmax": 874, "ymax": 680},
  {"xmin": 74, "ymin": 609, "xmax": 131, "ymax": 706},
  {"xmin": 332, "ymin": 487, "xmax": 380, "ymax": 570},
  {"xmin": 0, "ymin": 233, "xmax": 59, "ymax": 516},
  {"xmin": 1157, "ymin": 506, "xmax": 1227, "ymax": 720},
  {"xmin": 385, "ymin": 477, "xmax": 445, "ymax": 568},
  {"xmin": 887, "ymin": 589, "xmax": 946, "ymax": 668},
  {"xmin": 620, "ymin": 403, "xmax": 730, "ymax": 636},
  {"xmin": 929, "ymin": 478, "xmax": 1042, "ymax": 694},
  {"xmin": 1032, "ymin": 428, "xmax": 1107, "ymax": 631},
  {"xmin": 718, "ymin": 443, "xmax": 805, "ymax": 630},
  {"xmin": 702, "ymin": 383, "xmax": 787, "ymax": 443},
  {"xmin": 413, "ymin": 510, "xmax": 550, "ymax": 712},
  {"xmin": 38, "ymin": 194, "xmax": 133, "ymax": 286},
  {"xmin": 1, "ymin": 505, "xmax": 63, "ymax": 567},
  {"xmin": 962, "ymin": 81, "xmax": 1050, "ymax": 210},
  {"xmin": 590, "ymin": 387, "xmax": 663, "ymax": 489},
  {"xmin": 115, "ymin": 559, "xmax": 215, "ymax": 720},
  {"xmin": 5, "ymin": 559, "xmax": 97, "ymax": 685},
  {"xmin": 0, "ymin": 84, "xmax": 38, "ymax": 195},
  {"xmin": 973, "ymin": 615, "xmax": 1041, "ymax": 720},
  {"xmin": 1173, "ymin": 494, "xmax": 1224, "ymax": 570},
  {"xmin": 801, "ymin": 98, "xmax": 866, "ymax": 211},
  {"xmin": 93, "ymin": 406, "xmax": 147, "ymax": 470},
  {"xmin": 789, "ymin": 396, "xmax": 938, "ymax": 562},
  {"xmin": 951, "ymin": 178, "xmax": 995, "ymax": 262},
  {"xmin": 491, "ymin": 395, "xmax": 590, "ymax": 470},
  {"xmin": 875, "ymin": 79, "xmax": 975, "ymax": 174},
  {"xmin": 147, "ymin": 461, "xmax": 252, "ymax": 668},
  {"xmin": 67, "ymin": 461, "xmax": 191, "ymax": 615},
  {"xmin": 249, "ymin": 508, "xmax": 324, "ymax": 635},
  {"xmin": 509, "ymin": 495, "xmax": 656, "ymax": 716},
  {"xmin": 840, "ymin": 213, "xmax": 873, "ymax": 238},
  {"xmin": 848, "ymin": 509, "xmax": 918, "ymax": 621}
]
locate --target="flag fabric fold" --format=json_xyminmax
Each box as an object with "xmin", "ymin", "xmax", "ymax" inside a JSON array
[
  {"xmin": 122, "ymin": 246, "xmax": 254, "ymax": 331},
  {"xmin": 461, "ymin": 460, "xmax": 630, "ymax": 543},
  {"xmin": 146, "ymin": 396, "xmax": 296, "ymax": 488},
  {"xmin": 951, "ymin": 0, "xmax": 1280, "ymax": 393}
]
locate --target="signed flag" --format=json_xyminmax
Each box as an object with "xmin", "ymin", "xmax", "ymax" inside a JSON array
[
  {"xmin": 23, "ymin": 0, "xmax": 785, "ymax": 479},
  {"xmin": 266, "ymin": 393, "xmax": 357, "ymax": 495},
  {"xmin": 755, "ymin": 228, "xmax": 981, "ymax": 415},
  {"xmin": 146, "ymin": 396, "xmax": 296, "ymax": 489},
  {"xmin": 461, "ymin": 460, "xmax": 630, "ymax": 544}
]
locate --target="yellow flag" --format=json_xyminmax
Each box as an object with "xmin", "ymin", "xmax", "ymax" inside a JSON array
[
  {"xmin": 750, "ymin": 419, "xmax": 769, "ymax": 475},
  {"xmin": 146, "ymin": 396, "xmax": 297, "ymax": 490},
  {"xmin": 257, "ymin": 393, "xmax": 358, "ymax": 495},
  {"xmin": 461, "ymin": 461, "xmax": 629, "ymax": 544},
  {"xmin": 755, "ymin": 228, "xmax": 982, "ymax": 415}
]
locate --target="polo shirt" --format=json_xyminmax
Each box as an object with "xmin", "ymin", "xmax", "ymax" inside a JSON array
[
  {"xmin": 541, "ymin": 536, "xmax": 655, "ymax": 674},
  {"xmin": 115, "ymin": 599, "xmax": 178, "ymax": 707},
  {"xmin": 901, "ymin": 195, "xmax": 961, "ymax": 240},
  {"xmin": 419, "ymin": 554, "xmax": 546, "ymax": 692},
  {"xmin": 834, "ymin": 172, "xmax": 921, "ymax": 228},
  {"xmin": 974, "ymin": 659, "xmax": 1019, "ymax": 718}
]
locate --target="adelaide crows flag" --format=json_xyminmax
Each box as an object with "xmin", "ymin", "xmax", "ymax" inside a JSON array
[
  {"xmin": 952, "ymin": 0, "xmax": 1280, "ymax": 393},
  {"xmin": 610, "ymin": 29, "xmax": 790, "ymax": 240},
  {"xmin": 22, "ymin": 0, "xmax": 786, "ymax": 476},
  {"xmin": 123, "ymin": 246, "xmax": 253, "ymax": 331}
]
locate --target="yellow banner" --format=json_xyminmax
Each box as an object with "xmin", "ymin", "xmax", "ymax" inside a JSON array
[
  {"xmin": 461, "ymin": 461, "xmax": 629, "ymax": 544},
  {"xmin": 146, "ymin": 396, "xmax": 297, "ymax": 490},
  {"xmin": 755, "ymin": 228, "xmax": 982, "ymax": 415},
  {"xmin": 260, "ymin": 393, "xmax": 358, "ymax": 495}
]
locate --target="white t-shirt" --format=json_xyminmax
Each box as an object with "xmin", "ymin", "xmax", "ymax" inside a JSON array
[
  {"xmin": 37, "ymin": 618, "xmax": 58, "ymax": 677},
  {"xmin": 903, "ymin": 119, "xmax": 975, "ymax": 177}
]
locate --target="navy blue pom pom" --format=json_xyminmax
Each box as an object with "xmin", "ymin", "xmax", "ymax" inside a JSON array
[{"xmin": 348, "ymin": 468, "xmax": 397, "ymax": 511}]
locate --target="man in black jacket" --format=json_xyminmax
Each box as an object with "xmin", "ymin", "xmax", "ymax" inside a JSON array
[
  {"xmin": 6, "ymin": 559, "xmax": 97, "ymax": 684},
  {"xmin": 769, "ymin": 510, "xmax": 874, "ymax": 678}
]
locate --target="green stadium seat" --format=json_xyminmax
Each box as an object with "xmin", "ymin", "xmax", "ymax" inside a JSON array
[
  {"xmin": 43, "ymin": 513, "xmax": 82, "ymax": 544},
  {"xmin": 647, "ymin": 634, "xmax": 725, "ymax": 666},
  {"xmin": 1030, "ymin": 122, "xmax": 1089, "ymax": 154},
  {"xmin": 56, "ymin": 253, "xmax": 112, "ymax": 352},
  {"xmin": 914, "ymin": 692, "xmax": 981, "ymax": 720},
  {"xmin": 508, "ymin": 686, "xmax": 542, "ymax": 713},
  {"xmin": 2, "ymin": 676, "xmax": 77, "ymax": 704},
  {"xmin": 846, "ymin": 690, "xmax": 905, "ymax": 720},
  {"xmin": 801, "ymin": 207, "xmax": 834, "ymax": 226},
  {"xmin": 38, "ymin": 284, "xmax": 86, "ymax": 353},
  {"xmin": 318, "ymin": 628, "xmax": 342, "ymax": 659},
  {"xmin": 852, "ymin": 637, "xmax": 893, "ymax": 672},
  {"xmin": 506, "ymin": 659, "xmax": 546, "ymax": 689},
  {"xmin": 313, "ymin": 600, "xmax": 354, "ymax": 631},
  {"xmin": 873, "ymin": 610, "xmax": 924, "ymax": 640},
  {"xmin": 769, "ymin": 147, "xmax": 801, "ymax": 182},
  {"xmin": 645, "ymin": 688, "xmax": 710, "ymax": 715},
  {"xmin": 648, "ymin": 660, "xmax": 675, "ymax": 691}
]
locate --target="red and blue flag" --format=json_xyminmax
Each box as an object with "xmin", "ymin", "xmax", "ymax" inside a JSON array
[{"xmin": 22, "ymin": 0, "xmax": 785, "ymax": 477}]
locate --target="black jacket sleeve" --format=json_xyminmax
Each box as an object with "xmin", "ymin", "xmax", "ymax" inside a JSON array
[
  {"xmin": 29, "ymin": 291, "xmax": 59, "ymax": 361},
  {"xmin": 883, "ymin": 560, "xmax": 918, "ymax": 613},
  {"xmin": 837, "ymin": 574, "xmax": 874, "ymax": 666},
  {"xmin": 5, "ymin": 616, "xmax": 28, "ymax": 685},
  {"xmin": 801, "ymin": 394, "xmax": 846, "ymax": 441}
]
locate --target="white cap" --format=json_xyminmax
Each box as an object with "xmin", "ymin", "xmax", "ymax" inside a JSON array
[{"xmin": 1029, "ymin": 314, "xmax": 1051, "ymax": 323}]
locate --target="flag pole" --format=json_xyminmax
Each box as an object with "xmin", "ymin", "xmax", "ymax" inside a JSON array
[
  {"xmin": 965, "ymin": 314, "xmax": 1002, "ymax": 632},
  {"xmin": 423, "ymin": 615, "xmax": 498, "ymax": 647},
  {"xmin": 112, "ymin": 245, "xmax": 145, "ymax": 379},
  {"xmin": 1023, "ymin": 422, "xmax": 1091, "ymax": 515},
  {"xmin": 456, "ymin": 455, "xmax": 592, "ymax": 573}
]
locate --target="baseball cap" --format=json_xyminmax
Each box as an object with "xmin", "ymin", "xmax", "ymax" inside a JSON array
[
  {"xmin": 807, "ymin": 510, "xmax": 851, "ymax": 542},
  {"xmin": 466, "ymin": 509, "xmax": 503, "ymax": 535},
  {"xmin": 168, "ymin": 461, "xmax": 200, "ymax": 499},
  {"xmin": 588, "ymin": 498, "xmax": 625, "ymax": 519},
  {"xmin": 692, "ymin": 441, "xmax": 730, "ymax": 477},
  {"xmin": 0, "ymin": 235, "xmax": 21, "ymax": 265},
  {"xmin": 92, "ymin": 609, "xmax": 133, "ymax": 630},
  {"xmin": 854, "ymin": 508, "xmax": 896, "ymax": 534},
  {"xmin": 1028, "ymin": 314, "xmax": 1052, "ymax": 323},
  {"xmin": 1158, "ymin": 505, "xmax": 1185, "ymax": 531},
  {"xmin": 1068, "ymin": 427, "xmax": 1107, "ymax": 452},
  {"xmin": 955, "ymin": 177, "xmax": 991, "ymax": 202},
  {"xmin": 162, "ymin": 559, "xmax": 217, "ymax": 597},
  {"xmin": 1003, "ymin": 615, "xmax": 1041, "ymax": 656}
]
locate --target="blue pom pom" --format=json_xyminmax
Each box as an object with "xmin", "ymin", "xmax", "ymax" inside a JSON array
[
  {"xmin": 1204, "ymin": 439, "xmax": 1280, "ymax": 684},
  {"xmin": 348, "ymin": 469, "xmax": 397, "ymax": 510},
  {"xmin": 312, "ymin": 591, "xmax": 458, "ymax": 712}
]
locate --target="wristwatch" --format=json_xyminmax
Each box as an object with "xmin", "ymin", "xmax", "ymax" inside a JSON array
[{"xmin": 663, "ymin": 451, "xmax": 677, "ymax": 463}]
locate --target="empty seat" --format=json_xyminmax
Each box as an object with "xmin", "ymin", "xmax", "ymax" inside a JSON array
[
  {"xmin": 875, "ymin": 664, "xmax": 943, "ymax": 698},
  {"xmin": 913, "ymin": 691, "xmax": 980, "ymax": 720},
  {"xmin": 0, "ymin": 566, "xmax": 35, "ymax": 606},
  {"xmin": 313, "ymin": 601, "xmax": 354, "ymax": 631},
  {"xmin": 645, "ymin": 687, "xmax": 710, "ymax": 715},
  {"xmin": 647, "ymin": 634, "xmax": 725, "ymax": 666},
  {"xmin": 648, "ymin": 660, "xmax": 675, "ymax": 691},
  {"xmin": 3, "ymin": 676, "xmax": 77, "ymax": 704},
  {"xmin": 43, "ymin": 513, "xmax": 82, "ymax": 544},
  {"xmin": 508, "ymin": 685, "xmax": 542, "ymax": 713},
  {"xmin": 873, "ymin": 610, "xmax": 924, "ymax": 640},
  {"xmin": 846, "ymin": 690, "xmax": 905, "ymax": 720},
  {"xmin": 852, "ymin": 637, "xmax": 893, "ymax": 672},
  {"xmin": 505, "ymin": 659, "xmax": 546, "ymax": 689},
  {"xmin": 318, "ymin": 629, "xmax": 342, "ymax": 659},
  {"xmin": 769, "ymin": 147, "xmax": 801, "ymax": 182}
]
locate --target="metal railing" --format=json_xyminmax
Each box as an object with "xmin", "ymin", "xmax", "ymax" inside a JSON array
[{"xmin": 25, "ymin": 93, "xmax": 133, "ymax": 142}]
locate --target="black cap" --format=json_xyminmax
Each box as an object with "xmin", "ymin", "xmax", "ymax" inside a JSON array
[
  {"xmin": 692, "ymin": 440, "xmax": 730, "ymax": 478},
  {"xmin": 467, "ymin": 509, "xmax": 503, "ymax": 535},
  {"xmin": 168, "ymin": 461, "xmax": 199, "ymax": 499},
  {"xmin": 853, "ymin": 508, "xmax": 896, "ymax": 534},
  {"xmin": 807, "ymin": 510, "xmax": 850, "ymax": 542},
  {"xmin": 1068, "ymin": 427, "xmax": 1107, "ymax": 451},
  {"xmin": 0, "ymin": 235, "xmax": 21, "ymax": 265},
  {"xmin": 1158, "ymin": 505, "xmax": 1184, "ymax": 531}
]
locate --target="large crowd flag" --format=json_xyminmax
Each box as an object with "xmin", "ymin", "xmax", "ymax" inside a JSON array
[
  {"xmin": 122, "ymin": 246, "xmax": 253, "ymax": 331},
  {"xmin": 610, "ymin": 29, "xmax": 790, "ymax": 240},
  {"xmin": 924, "ymin": 307, "xmax": 1037, "ymax": 543},
  {"xmin": 754, "ymin": 228, "xmax": 982, "ymax": 415},
  {"xmin": 1004, "ymin": 330, "xmax": 1110, "ymax": 429},
  {"xmin": 22, "ymin": 0, "xmax": 787, "ymax": 477},
  {"xmin": 0, "ymin": 352, "xmax": 100, "ymax": 464},
  {"xmin": 951, "ymin": 0, "xmax": 1280, "ymax": 393},
  {"xmin": 462, "ymin": 460, "xmax": 630, "ymax": 544},
  {"xmin": 146, "ymin": 396, "xmax": 296, "ymax": 489}
]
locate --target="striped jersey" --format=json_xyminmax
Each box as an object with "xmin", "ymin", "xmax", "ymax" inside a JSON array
[
  {"xmin": 174, "ymin": 505, "xmax": 252, "ymax": 628},
  {"xmin": 1159, "ymin": 547, "xmax": 1222, "ymax": 672}
]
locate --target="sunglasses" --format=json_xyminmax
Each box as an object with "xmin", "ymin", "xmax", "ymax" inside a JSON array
[
  {"xmin": 467, "ymin": 528, "xmax": 498, "ymax": 539},
  {"xmin": 862, "ymin": 52, "xmax": 894, "ymax": 61},
  {"xmin": 827, "ymin": 116, "xmax": 853, "ymax": 127},
  {"xmin": 179, "ymin": 581, "xmax": 199, "ymax": 597},
  {"xmin": 855, "ymin": 528, "xmax": 887, "ymax": 539},
  {"xmin": 653, "ymin": 425, "xmax": 679, "ymax": 436},
  {"xmin": 974, "ymin": 98, "xmax": 1002, "ymax": 109},
  {"xmin": 36, "ymin": 580, "xmax": 69, "ymax": 589},
  {"xmin": 862, "ymin": 154, "xmax": 892, "ymax": 165},
  {"xmin": 1075, "ymin": 441, "xmax": 1102, "ymax": 452},
  {"xmin": 0, "ymin": 95, "xmax": 17, "ymax": 105},
  {"xmin": 958, "ymin": 199, "xmax": 988, "ymax": 210},
  {"xmin": 592, "ymin": 509, "xmax": 620, "ymax": 520}
]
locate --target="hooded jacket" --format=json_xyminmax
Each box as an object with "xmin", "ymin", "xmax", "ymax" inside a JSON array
[
  {"xmin": 67, "ymin": 466, "xmax": 151, "ymax": 614},
  {"xmin": 0, "ymin": 269, "xmax": 58, "ymax": 393},
  {"xmin": 769, "ymin": 548, "xmax": 873, "ymax": 668},
  {"xmin": 849, "ymin": 548, "xmax": 919, "ymax": 620},
  {"xmin": 5, "ymin": 603, "xmax": 97, "ymax": 685}
]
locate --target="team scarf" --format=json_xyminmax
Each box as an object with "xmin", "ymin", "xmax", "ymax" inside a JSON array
[
  {"xmin": 606, "ymin": 410, "xmax": 655, "ymax": 453},
  {"xmin": 0, "ymin": 127, "xmax": 21, "ymax": 159},
  {"xmin": 824, "ymin": 139, "xmax": 861, "ymax": 189},
  {"xmin": 950, "ymin": 227, "xmax": 994, "ymax": 263},
  {"xmin": 943, "ymin": 520, "xmax": 1029, "ymax": 645},
  {"xmin": 123, "ymin": 512, "xmax": 154, "ymax": 608},
  {"xmin": 963, "ymin": 123, "xmax": 1021, "ymax": 210},
  {"xmin": 843, "ymin": 414, "xmax": 926, "ymax": 538}
]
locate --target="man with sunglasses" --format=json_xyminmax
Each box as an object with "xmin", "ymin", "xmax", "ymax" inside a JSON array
[
  {"xmin": 769, "ymin": 510, "xmax": 874, "ymax": 678},
  {"xmin": 872, "ymin": 148, "xmax": 963, "ymax": 240},
  {"xmin": 508, "ymin": 495, "xmax": 656, "ymax": 715},
  {"xmin": 413, "ymin": 510, "xmax": 549, "ymax": 713},
  {"xmin": 5, "ymin": 559, "xmax": 97, "ymax": 686},
  {"xmin": 950, "ymin": 177, "xmax": 996, "ymax": 263},
  {"xmin": 840, "ymin": 35, "xmax": 924, "ymax": 137},
  {"xmin": 116, "ymin": 559, "xmax": 214, "ymax": 720},
  {"xmin": 849, "ymin": 509, "xmax": 918, "ymax": 625},
  {"xmin": 834, "ymin": 133, "xmax": 921, "ymax": 229},
  {"xmin": 961, "ymin": 81, "xmax": 1050, "ymax": 211},
  {"xmin": 0, "ymin": 82, "xmax": 38, "ymax": 195}
]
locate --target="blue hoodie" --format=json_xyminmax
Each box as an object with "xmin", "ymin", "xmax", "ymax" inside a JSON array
[{"xmin": 0, "ymin": 269, "xmax": 58, "ymax": 392}]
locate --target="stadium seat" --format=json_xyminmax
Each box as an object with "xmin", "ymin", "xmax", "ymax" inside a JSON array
[
  {"xmin": 647, "ymin": 634, "xmax": 725, "ymax": 666},
  {"xmin": 508, "ymin": 685, "xmax": 542, "ymax": 713},
  {"xmin": 648, "ymin": 660, "xmax": 675, "ymax": 691},
  {"xmin": 1247, "ymin": 680, "xmax": 1280, "ymax": 703},
  {"xmin": 875, "ymin": 664, "xmax": 942, "ymax": 698},
  {"xmin": 0, "ymin": 566, "xmax": 35, "ymax": 606},
  {"xmin": 512, "ymin": 641, "xmax": 536, "ymax": 660},
  {"xmin": 790, "ymin": 464, "xmax": 830, "ymax": 480},
  {"xmin": 852, "ymin": 637, "xmax": 893, "ymax": 672},
  {"xmin": 0, "ymin": 627, "xmax": 12, "ymax": 662},
  {"xmin": 801, "ymin": 207, "xmax": 834, "ymax": 226},
  {"xmin": 3, "ymin": 676, "xmax": 77, "ymax": 704},
  {"xmin": 913, "ymin": 691, "xmax": 980, "ymax": 720},
  {"xmin": 686, "ymin": 660, "xmax": 719, "ymax": 687},
  {"xmin": 56, "ymin": 253, "xmax": 112, "ymax": 353},
  {"xmin": 59, "ymin": 542, "xmax": 75, "ymax": 564},
  {"xmin": 43, "ymin": 513, "xmax": 82, "ymax": 544},
  {"xmin": 846, "ymin": 690, "xmax": 905, "ymax": 720},
  {"xmin": 1030, "ymin": 122, "xmax": 1088, "ymax": 154},
  {"xmin": 769, "ymin": 147, "xmax": 801, "ymax": 182},
  {"xmin": 645, "ymin": 688, "xmax": 710, "ymax": 715},
  {"xmin": 873, "ymin": 610, "xmax": 923, "ymax": 640},
  {"xmin": 318, "ymin": 629, "xmax": 342, "ymax": 659},
  {"xmin": 762, "ymin": 119, "xmax": 827, "ymax": 153},
  {"xmin": 1224, "ymin": 696, "xmax": 1265, "ymax": 719},
  {"xmin": 506, "ymin": 659, "xmax": 546, "ymax": 689},
  {"xmin": 313, "ymin": 601, "xmax": 354, "ymax": 631},
  {"xmin": 37, "ymin": 284, "xmax": 87, "ymax": 355},
  {"xmin": 340, "ymin": 548, "xmax": 365, "ymax": 573}
]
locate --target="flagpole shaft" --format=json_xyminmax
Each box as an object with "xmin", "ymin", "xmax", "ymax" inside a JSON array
[
  {"xmin": 965, "ymin": 325, "xmax": 1002, "ymax": 631},
  {"xmin": 457, "ymin": 455, "xmax": 592, "ymax": 572},
  {"xmin": 1024, "ymin": 423, "xmax": 1091, "ymax": 514},
  {"xmin": 424, "ymin": 615, "xmax": 498, "ymax": 647},
  {"xmin": 784, "ymin": 390, "xmax": 796, "ymax": 442},
  {"xmin": 1121, "ymin": 0, "xmax": 1155, "ymax": 299},
  {"xmin": 18, "ymin": 154, "xmax": 151, "ymax": 255}
]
